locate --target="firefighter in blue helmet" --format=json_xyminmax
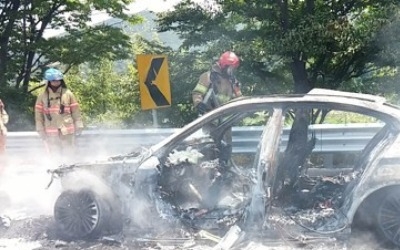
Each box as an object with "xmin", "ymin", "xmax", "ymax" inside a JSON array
[{"xmin": 35, "ymin": 68, "xmax": 84, "ymax": 162}]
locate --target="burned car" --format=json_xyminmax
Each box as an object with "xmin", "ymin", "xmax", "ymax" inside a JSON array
[{"xmin": 48, "ymin": 88, "xmax": 400, "ymax": 247}]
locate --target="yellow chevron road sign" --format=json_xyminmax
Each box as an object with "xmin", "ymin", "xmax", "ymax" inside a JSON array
[{"xmin": 137, "ymin": 54, "xmax": 171, "ymax": 110}]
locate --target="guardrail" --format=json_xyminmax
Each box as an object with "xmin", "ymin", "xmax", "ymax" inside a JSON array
[{"xmin": 5, "ymin": 123, "xmax": 383, "ymax": 161}]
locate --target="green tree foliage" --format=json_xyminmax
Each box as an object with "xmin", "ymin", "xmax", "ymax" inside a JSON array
[
  {"xmin": 0, "ymin": 0, "xmax": 141, "ymax": 131},
  {"xmin": 0, "ymin": 0, "xmax": 140, "ymax": 92},
  {"xmin": 157, "ymin": 0, "xmax": 400, "ymax": 94},
  {"xmin": 65, "ymin": 59, "xmax": 140, "ymax": 128},
  {"xmin": 0, "ymin": 86, "xmax": 36, "ymax": 131}
]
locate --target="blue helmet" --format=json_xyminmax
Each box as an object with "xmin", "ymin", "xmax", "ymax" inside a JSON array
[{"xmin": 44, "ymin": 68, "xmax": 63, "ymax": 81}]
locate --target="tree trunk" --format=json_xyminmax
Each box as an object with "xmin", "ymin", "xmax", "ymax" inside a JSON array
[
  {"xmin": 18, "ymin": 2, "xmax": 58, "ymax": 92},
  {"xmin": 274, "ymin": 109, "xmax": 315, "ymax": 194},
  {"xmin": 291, "ymin": 58, "xmax": 312, "ymax": 94},
  {"xmin": 0, "ymin": 1, "xmax": 21, "ymax": 87},
  {"xmin": 273, "ymin": 57, "xmax": 315, "ymax": 195}
]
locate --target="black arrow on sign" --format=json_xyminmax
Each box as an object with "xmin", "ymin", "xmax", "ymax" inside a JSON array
[{"xmin": 144, "ymin": 57, "xmax": 170, "ymax": 106}]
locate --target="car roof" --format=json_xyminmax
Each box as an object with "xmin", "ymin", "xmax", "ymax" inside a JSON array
[
  {"xmin": 230, "ymin": 88, "xmax": 387, "ymax": 103},
  {"xmin": 306, "ymin": 88, "xmax": 387, "ymax": 104},
  {"xmin": 152, "ymin": 88, "xmax": 400, "ymax": 154},
  {"xmin": 222, "ymin": 88, "xmax": 400, "ymax": 122},
  {"xmin": 229, "ymin": 88, "xmax": 397, "ymax": 109}
]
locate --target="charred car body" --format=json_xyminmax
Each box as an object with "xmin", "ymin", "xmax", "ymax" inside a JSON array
[{"xmin": 48, "ymin": 89, "xmax": 400, "ymax": 247}]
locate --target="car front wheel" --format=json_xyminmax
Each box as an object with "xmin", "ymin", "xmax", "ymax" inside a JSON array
[
  {"xmin": 377, "ymin": 191, "xmax": 400, "ymax": 247},
  {"xmin": 53, "ymin": 189, "xmax": 122, "ymax": 240}
]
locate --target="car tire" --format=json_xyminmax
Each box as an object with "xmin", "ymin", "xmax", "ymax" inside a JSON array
[
  {"xmin": 53, "ymin": 189, "xmax": 123, "ymax": 241},
  {"xmin": 376, "ymin": 190, "xmax": 400, "ymax": 247}
]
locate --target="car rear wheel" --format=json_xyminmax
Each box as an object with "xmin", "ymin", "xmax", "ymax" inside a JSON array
[
  {"xmin": 377, "ymin": 191, "xmax": 400, "ymax": 247},
  {"xmin": 54, "ymin": 189, "xmax": 122, "ymax": 240}
]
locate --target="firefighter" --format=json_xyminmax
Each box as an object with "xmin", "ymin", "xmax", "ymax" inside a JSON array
[
  {"xmin": 35, "ymin": 68, "xmax": 84, "ymax": 162},
  {"xmin": 0, "ymin": 99, "xmax": 9, "ymax": 155},
  {"xmin": 192, "ymin": 51, "xmax": 242, "ymax": 167},
  {"xmin": 192, "ymin": 51, "xmax": 242, "ymax": 114}
]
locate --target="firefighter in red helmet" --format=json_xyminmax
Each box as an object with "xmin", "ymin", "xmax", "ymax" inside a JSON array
[
  {"xmin": 192, "ymin": 51, "xmax": 243, "ymax": 167},
  {"xmin": 192, "ymin": 51, "xmax": 242, "ymax": 114}
]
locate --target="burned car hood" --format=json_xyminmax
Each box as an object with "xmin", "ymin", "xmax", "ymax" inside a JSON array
[{"xmin": 47, "ymin": 148, "xmax": 151, "ymax": 189}]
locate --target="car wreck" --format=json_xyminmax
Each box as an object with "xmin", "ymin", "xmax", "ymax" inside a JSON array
[{"xmin": 47, "ymin": 88, "xmax": 400, "ymax": 248}]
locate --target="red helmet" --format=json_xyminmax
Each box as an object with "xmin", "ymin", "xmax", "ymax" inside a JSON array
[{"xmin": 218, "ymin": 51, "xmax": 240, "ymax": 69}]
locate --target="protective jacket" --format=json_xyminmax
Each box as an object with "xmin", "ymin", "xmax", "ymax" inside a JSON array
[
  {"xmin": 0, "ymin": 100, "xmax": 8, "ymax": 136},
  {"xmin": 192, "ymin": 63, "xmax": 242, "ymax": 111},
  {"xmin": 35, "ymin": 86, "xmax": 83, "ymax": 137}
]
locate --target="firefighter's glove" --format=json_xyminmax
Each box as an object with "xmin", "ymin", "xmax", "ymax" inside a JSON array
[{"xmin": 197, "ymin": 102, "xmax": 208, "ymax": 115}]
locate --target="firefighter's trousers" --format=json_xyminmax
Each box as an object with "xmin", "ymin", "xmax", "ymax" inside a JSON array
[
  {"xmin": 45, "ymin": 133, "xmax": 76, "ymax": 164},
  {"xmin": 0, "ymin": 135, "xmax": 6, "ymax": 155}
]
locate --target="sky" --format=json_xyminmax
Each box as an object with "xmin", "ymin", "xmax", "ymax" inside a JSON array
[
  {"xmin": 43, "ymin": 0, "xmax": 183, "ymax": 38},
  {"xmin": 127, "ymin": 0, "xmax": 183, "ymax": 13}
]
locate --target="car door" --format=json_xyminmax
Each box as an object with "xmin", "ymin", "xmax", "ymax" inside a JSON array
[
  {"xmin": 157, "ymin": 104, "xmax": 278, "ymax": 230},
  {"xmin": 268, "ymin": 102, "xmax": 389, "ymax": 233},
  {"xmin": 246, "ymin": 108, "xmax": 285, "ymax": 227}
]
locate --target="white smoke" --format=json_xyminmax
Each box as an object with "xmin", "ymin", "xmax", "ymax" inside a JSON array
[{"xmin": 0, "ymin": 157, "xmax": 62, "ymax": 220}]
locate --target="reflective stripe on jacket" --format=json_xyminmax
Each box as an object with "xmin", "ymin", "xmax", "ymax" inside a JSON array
[
  {"xmin": 35, "ymin": 87, "xmax": 83, "ymax": 136},
  {"xmin": 192, "ymin": 64, "xmax": 242, "ymax": 110}
]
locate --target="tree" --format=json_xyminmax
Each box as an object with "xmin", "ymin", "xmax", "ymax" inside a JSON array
[
  {"xmin": 157, "ymin": 0, "xmax": 400, "ymax": 95},
  {"xmin": 157, "ymin": 0, "xmax": 400, "ymax": 189},
  {"xmin": 59, "ymin": 59, "xmax": 140, "ymax": 128},
  {"xmin": 0, "ymin": 0, "xmax": 140, "ymax": 92}
]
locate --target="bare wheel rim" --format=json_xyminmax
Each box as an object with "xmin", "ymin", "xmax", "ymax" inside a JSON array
[
  {"xmin": 378, "ymin": 193, "xmax": 400, "ymax": 246},
  {"xmin": 55, "ymin": 190, "xmax": 100, "ymax": 237}
]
